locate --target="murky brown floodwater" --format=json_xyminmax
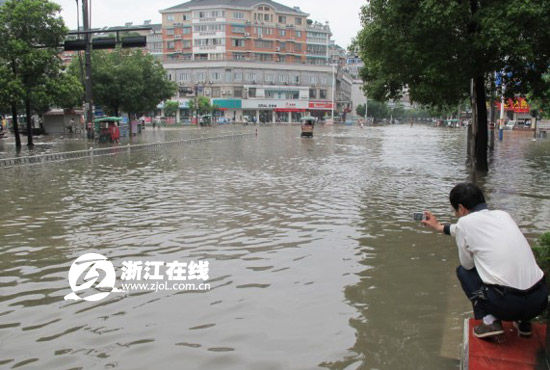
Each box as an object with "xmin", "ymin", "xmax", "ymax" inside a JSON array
[{"xmin": 1, "ymin": 125, "xmax": 549, "ymax": 369}]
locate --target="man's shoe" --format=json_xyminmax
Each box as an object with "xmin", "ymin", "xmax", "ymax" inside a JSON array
[
  {"xmin": 513, "ymin": 321, "xmax": 532, "ymax": 337},
  {"xmin": 473, "ymin": 320, "xmax": 504, "ymax": 339}
]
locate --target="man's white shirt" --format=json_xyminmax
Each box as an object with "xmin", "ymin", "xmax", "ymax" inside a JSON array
[{"xmin": 450, "ymin": 209, "xmax": 543, "ymax": 290}]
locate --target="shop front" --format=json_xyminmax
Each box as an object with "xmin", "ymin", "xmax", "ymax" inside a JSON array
[
  {"xmin": 308, "ymin": 101, "xmax": 333, "ymax": 122},
  {"xmin": 212, "ymin": 99, "xmax": 242, "ymax": 123},
  {"xmin": 241, "ymin": 100, "xmax": 308, "ymax": 123}
]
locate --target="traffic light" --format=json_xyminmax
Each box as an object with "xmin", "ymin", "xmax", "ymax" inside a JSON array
[
  {"xmin": 121, "ymin": 36, "xmax": 147, "ymax": 48},
  {"xmin": 64, "ymin": 39, "xmax": 86, "ymax": 51},
  {"xmin": 63, "ymin": 36, "xmax": 146, "ymax": 51},
  {"xmin": 92, "ymin": 37, "xmax": 117, "ymax": 49}
]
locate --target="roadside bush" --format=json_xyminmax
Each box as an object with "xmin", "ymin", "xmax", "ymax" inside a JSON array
[{"xmin": 533, "ymin": 232, "xmax": 550, "ymax": 285}]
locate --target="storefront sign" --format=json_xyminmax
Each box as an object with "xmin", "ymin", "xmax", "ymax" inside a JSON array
[
  {"xmin": 495, "ymin": 97, "xmax": 530, "ymax": 113},
  {"xmin": 308, "ymin": 101, "xmax": 333, "ymax": 110},
  {"xmin": 212, "ymin": 99, "xmax": 242, "ymax": 109},
  {"xmin": 242, "ymin": 99, "xmax": 308, "ymax": 110}
]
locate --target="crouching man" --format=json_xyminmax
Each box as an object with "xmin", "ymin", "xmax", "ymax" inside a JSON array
[{"xmin": 423, "ymin": 183, "xmax": 548, "ymax": 339}]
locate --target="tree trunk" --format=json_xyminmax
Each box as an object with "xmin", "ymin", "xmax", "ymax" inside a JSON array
[
  {"xmin": 25, "ymin": 97, "xmax": 34, "ymax": 147},
  {"xmin": 11, "ymin": 102, "xmax": 21, "ymax": 149},
  {"xmin": 470, "ymin": 75, "xmax": 488, "ymax": 172}
]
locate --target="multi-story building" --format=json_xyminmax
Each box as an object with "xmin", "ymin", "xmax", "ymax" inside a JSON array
[{"xmin": 159, "ymin": 0, "xmax": 339, "ymax": 122}]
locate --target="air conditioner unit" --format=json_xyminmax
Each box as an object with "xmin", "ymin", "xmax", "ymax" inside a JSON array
[{"xmin": 244, "ymin": 33, "xmax": 250, "ymax": 37}]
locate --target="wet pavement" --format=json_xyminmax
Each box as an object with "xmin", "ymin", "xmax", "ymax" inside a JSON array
[{"xmin": 1, "ymin": 125, "xmax": 549, "ymax": 369}]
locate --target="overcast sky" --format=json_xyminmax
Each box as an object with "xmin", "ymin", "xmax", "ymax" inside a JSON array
[{"xmin": 52, "ymin": 0, "xmax": 365, "ymax": 47}]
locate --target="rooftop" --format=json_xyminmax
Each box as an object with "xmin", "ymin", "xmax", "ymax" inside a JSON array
[{"xmin": 161, "ymin": 0, "xmax": 308, "ymax": 16}]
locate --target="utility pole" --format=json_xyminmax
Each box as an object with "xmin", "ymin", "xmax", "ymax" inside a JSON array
[
  {"xmin": 83, "ymin": 0, "xmax": 94, "ymax": 139},
  {"xmin": 331, "ymin": 64, "xmax": 336, "ymax": 122}
]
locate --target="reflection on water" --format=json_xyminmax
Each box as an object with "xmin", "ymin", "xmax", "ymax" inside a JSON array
[{"xmin": 1, "ymin": 125, "xmax": 549, "ymax": 369}]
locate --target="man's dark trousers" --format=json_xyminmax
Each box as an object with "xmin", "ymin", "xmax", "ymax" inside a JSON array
[{"xmin": 456, "ymin": 266, "xmax": 548, "ymax": 321}]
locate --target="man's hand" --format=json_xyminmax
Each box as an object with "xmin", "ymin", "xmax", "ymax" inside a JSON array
[{"xmin": 422, "ymin": 211, "xmax": 444, "ymax": 233}]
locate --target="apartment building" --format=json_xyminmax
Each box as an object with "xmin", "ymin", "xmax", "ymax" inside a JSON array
[{"xmin": 159, "ymin": 0, "xmax": 339, "ymax": 122}]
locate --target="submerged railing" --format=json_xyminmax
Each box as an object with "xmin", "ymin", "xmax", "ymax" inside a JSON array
[{"xmin": 0, "ymin": 133, "xmax": 254, "ymax": 169}]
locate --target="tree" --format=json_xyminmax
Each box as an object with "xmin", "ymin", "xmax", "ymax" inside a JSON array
[
  {"xmin": 357, "ymin": 0, "xmax": 550, "ymax": 172},
  {"xmin": 69, "ymin": 49, "xmax": 176, "ymax": 124},
  {"xmin": 356, "ymin": 103, "xmax": 366, "ymax": 117},
  {"xmin": 0, "ymin": 0, "xmax": 67, "ymax": 148},
  {"xmin": 188, "ymin": 96, "xmax": 214, "ymax": 125},
  {"xmin": 164, "ymin": 101, "xmax": 179, "ymax": 118}
]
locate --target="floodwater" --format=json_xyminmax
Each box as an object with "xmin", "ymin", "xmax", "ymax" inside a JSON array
[{"xmin": 1, "ymin": 125, "xmax": 549, "ymax": 369}]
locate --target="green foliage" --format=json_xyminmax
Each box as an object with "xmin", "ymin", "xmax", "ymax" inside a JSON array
[
  {"xmin": 357, "ymin": 0, "xmax": 550, "ymax": 106},
  {"xmin": 527, "ymin": 72, "xmax": 550, "ymax": 119},
  {"xmin": 69, "ymin": 49, "xmax": 176, "ymax": 117},
  {"xmin": 188, "ymin": 96, "xmax": 213, "ymax": 115},
  {"xmin": 164, "ymin": 101, "xmax": 179, "ymax": 117},
  {"xmin": 532, "ymin": 232, "xmax": 550, "ymax": 284},
  {"xmin": 0, "ymin": 0, "xmax": 68, "ymax": 108},
  {"xmin": 356, "ymin": 103, "xmax": 366, "ymax": 117}
]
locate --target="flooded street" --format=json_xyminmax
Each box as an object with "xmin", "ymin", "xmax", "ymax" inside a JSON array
[{"xmin": 1, "ymin": 125, "xmax": 550, "ymax": 369}]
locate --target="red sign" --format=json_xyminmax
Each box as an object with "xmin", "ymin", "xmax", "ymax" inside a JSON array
[
  {"xmin": 309, "ymin": 101, "xmax": 333, "ymax": 110},
  {"xmin": 495, "ymin": 97, "xmax": 530, "ymax": 113},
  {"xmin": 274, "ymin": 108, "xmax": 306, "ymax": 113}
]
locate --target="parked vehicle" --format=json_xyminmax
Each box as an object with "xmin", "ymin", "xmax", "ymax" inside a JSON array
[{"xmin": 505, "ymin": 121, "xmax": 517, "ymax": 130}]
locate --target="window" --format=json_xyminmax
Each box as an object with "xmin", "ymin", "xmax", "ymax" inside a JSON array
[
  {"xmin": 233, "ymin": 11, "xmax": 244, "ymax": 19},
  {"xmin": 167, "ymin": 15, "xmax": 174, "ymax": 22},
  {"xmin": 295, "ymin": 43, "xmax": 302, "ymax": 51},
  {"xmin": 179, "ymin": 73, "xmax": 189, "ymax": 81},
  {"xmin": 233, "ymin": 87, "xmax": 243, "ymax": 97},
  {"xmin": 233, "ymin": 71, "xmax": 243, "ymax": 80},
  {"xmin": 232, "ymin": 25, "xmax": 245, "ymax": 33},
  {"xmin": 255, "ymin": 54, "xmax": 273, "ymax": 62},
  {"xmin": 254, "ymin": 40, "xmax": 273, "ymax": 48},
  {"xmin": 320, "ymin": 89, "xmax": 327, "ymax": 99},
  {"xmin": 295, "ymin": 17, "xmax": 302, "ymax": 25},
  {"xmin": 264, "ymin": 14, "xmax": 270, "ymax": 21},
  {"xmin": 279, "ymin": 55, "xmax": 286, "ymax": 62},
  {"xmin": 265, "ymin": 74, "xmax": 274, "ymax": 82},
  {"xmin": 183, "ymin": 40, "xmax": 191, "ymax": 48},
  {"xmin": 233, "ymin": 53, "xmax": 245, "ymax": 61},
  {"xmin": 309, "ymin": 89, "xmax": 317, "ymax": 99},
  {"xmin": 246, "ymin": 72, "xmax": 257, "ymax": 81},
  {"xmin": 279, "ymin": 29, "xmax": 286, "ymax": 37},
  {"xmin": 196, "ymin": 72, "xmax": 206, "ymax": 81},
  {"xmin": 182, "ymin": 14, "xmax": 188, "ymax": 21},
  {"xmin": 182, "ymin": 27, "xmax": 191, "ymax": 34},
  {"xmin": 166, "ymin": 28, "xmax": 175, "ymax": 36},
  {"xmin": 212, "ymin": 87, "xmax": 220, "ymax": 98},
  {"xmin": 167, "ymin": 41, "xmax": 175, "ymax": 49},
  {"xmin": 295, "ymin": 31, "xmax": 302, "ymax": 38},
  {"xmin": 232, "ymin": 39, "xmax": 245, "ymax": 47},
  {"xmin": 278, "ymin": 15, "xmax": 286, "ymax": 23},
  {"xmin": 248, "ymin": 88, "xmax": 256, "ymax": 97},
  {"xmin": 212, "ymin": 72, "xmax": 222, "ymax": 80}
]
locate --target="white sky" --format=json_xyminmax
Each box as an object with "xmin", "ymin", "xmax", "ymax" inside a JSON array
[{"xmin": 52, "ymin": 0, "xmax": 365, "ymax": 48}]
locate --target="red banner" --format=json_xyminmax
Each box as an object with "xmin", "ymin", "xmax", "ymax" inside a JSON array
[
  {"xmin": 308, "ymin": 101, "xmax": 333, "ymax": 110},
  {"xmin": 495, "ymin": 97, "xmax": 530, "ymax": 113}
]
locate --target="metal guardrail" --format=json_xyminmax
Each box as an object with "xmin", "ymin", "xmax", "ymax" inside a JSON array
[{"xmin": 0, "ymin": 133, "xmax": 254, "ymax": 169}]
